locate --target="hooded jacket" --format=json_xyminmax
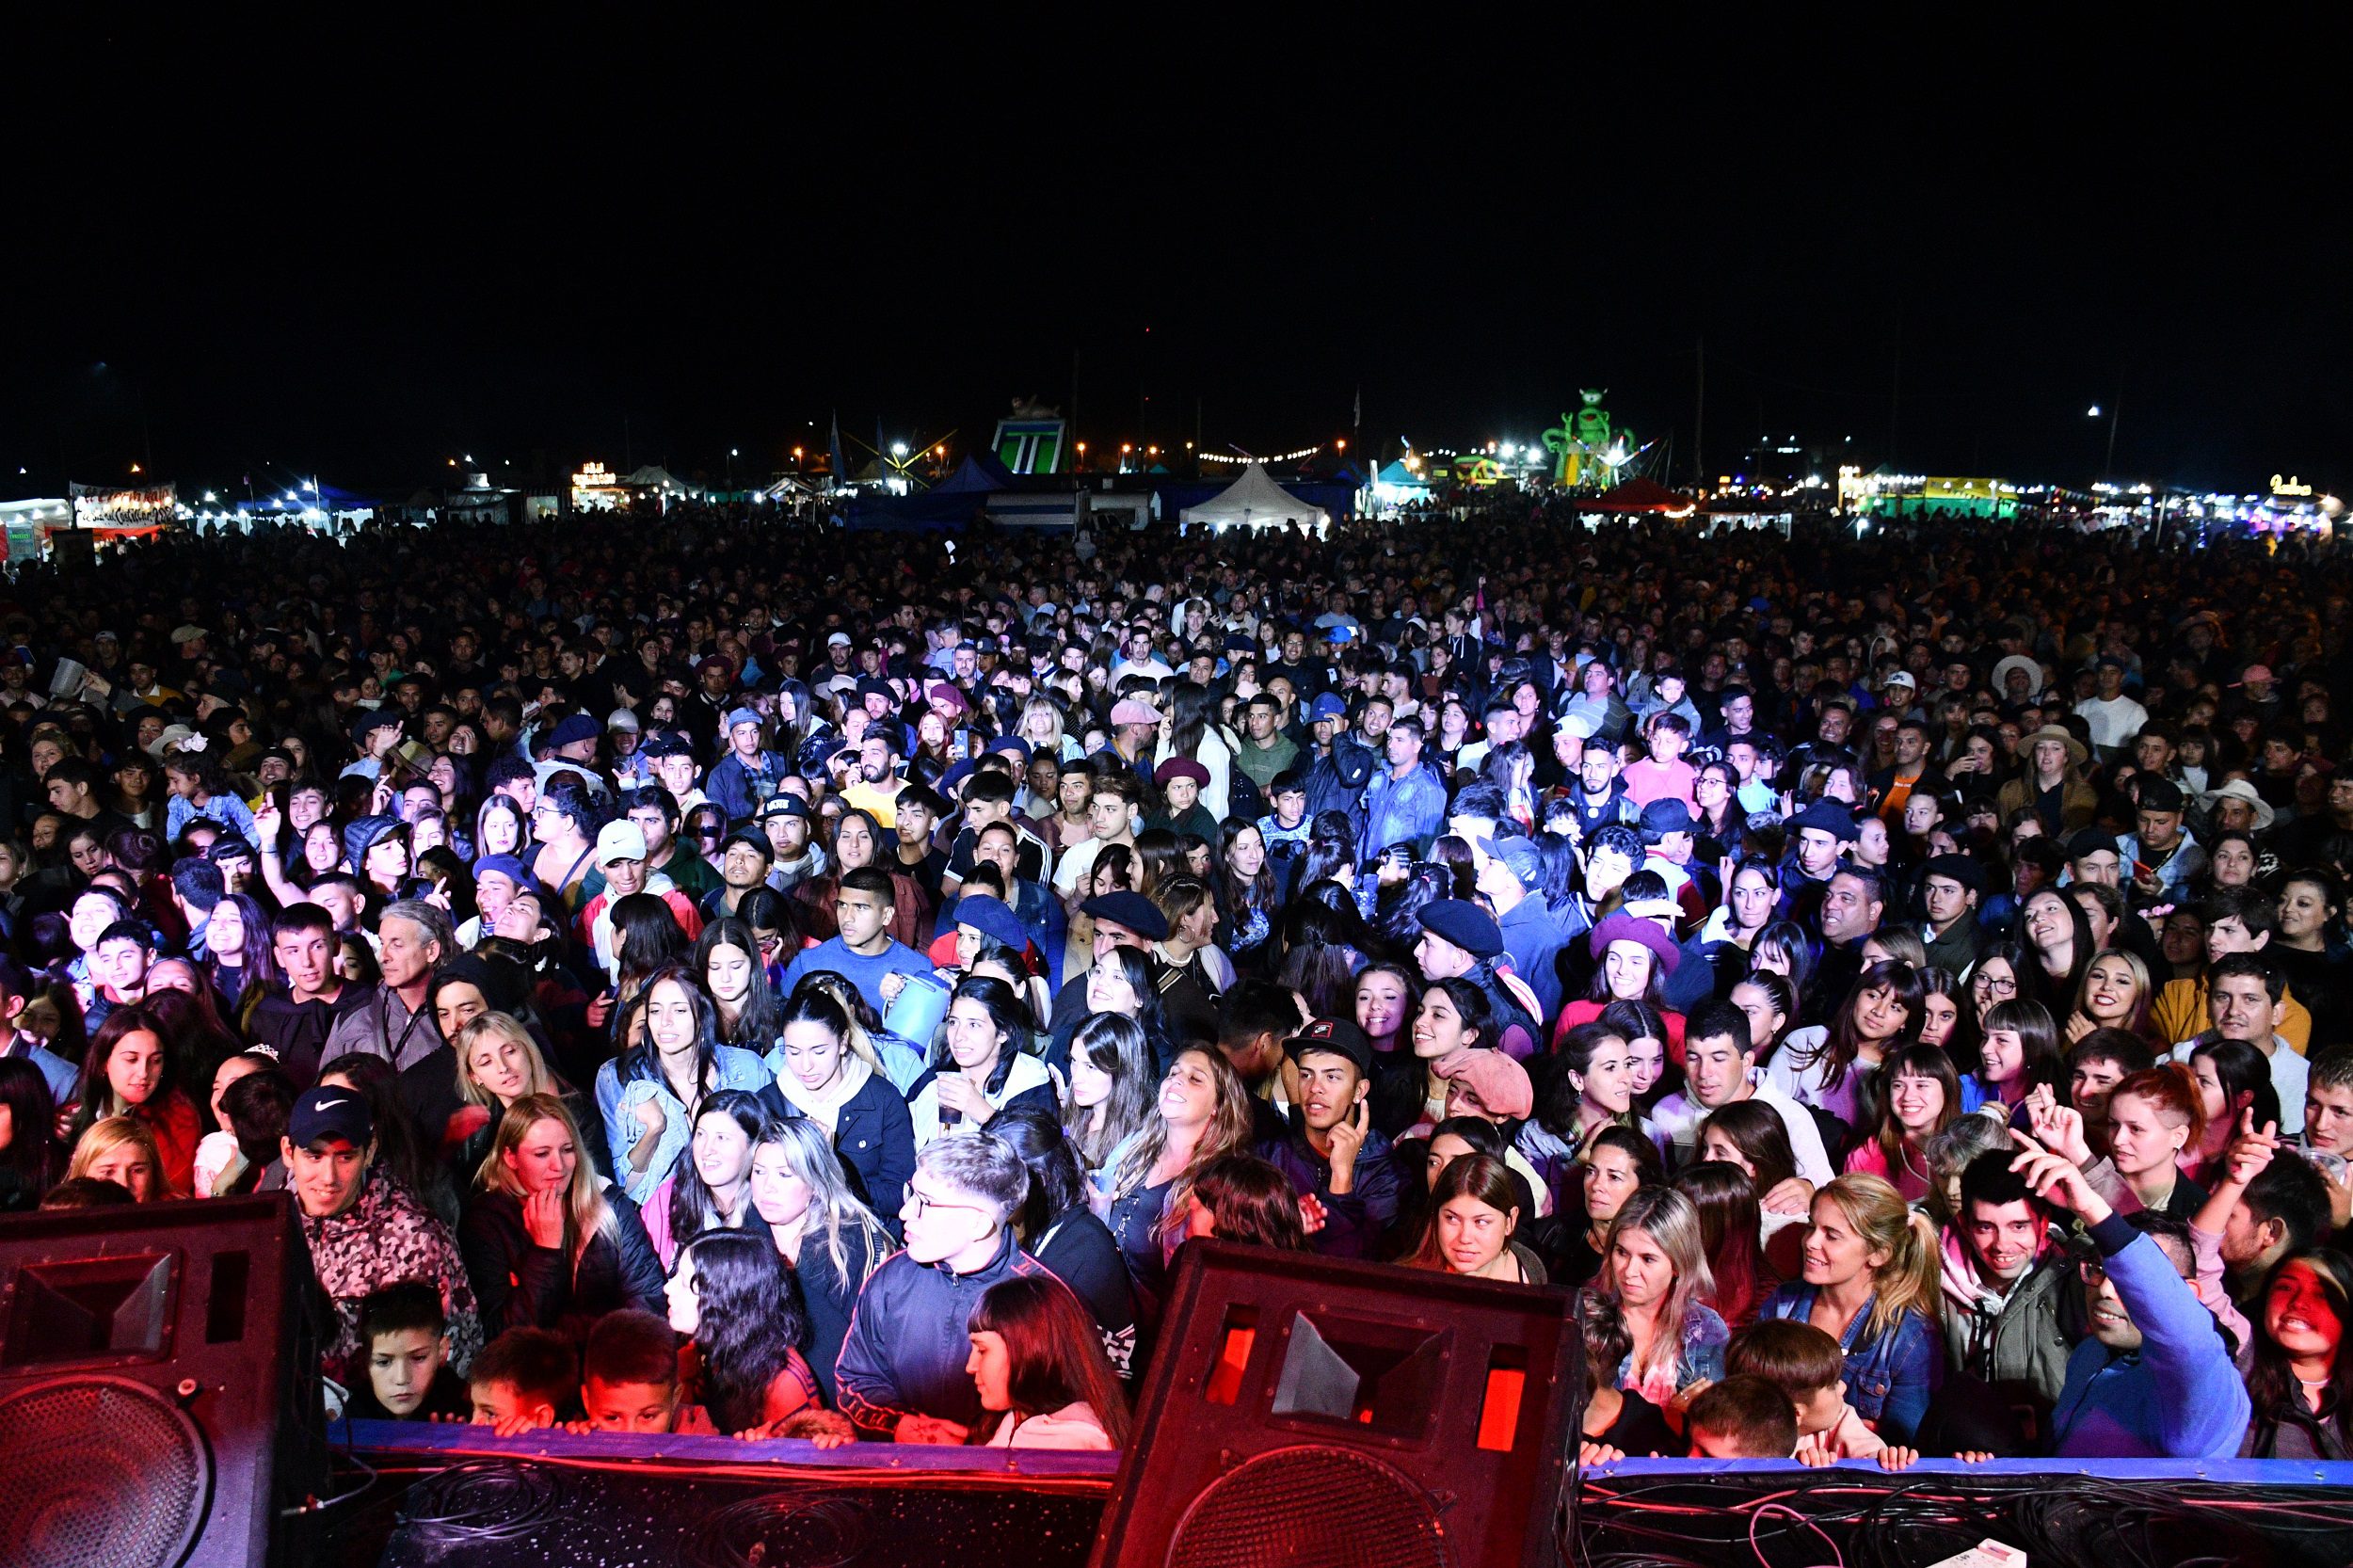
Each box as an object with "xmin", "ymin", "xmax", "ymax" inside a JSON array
[
  {"xmin": 1937, "ymin": 1226, "xmax": 2075, "ymax": 1426},
  {"xmin": 302, "ymin": 1163, "xmax": 484, "ymax": 1387}
]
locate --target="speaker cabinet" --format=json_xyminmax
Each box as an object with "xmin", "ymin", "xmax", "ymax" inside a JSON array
[
  {"xmin": 0, "ymin": 1194, "xmax": 322, "ymax": 1568},
  {"xmin": 1090, "ymin": 1240, "xmax": 1582, "ymax": 1568}
]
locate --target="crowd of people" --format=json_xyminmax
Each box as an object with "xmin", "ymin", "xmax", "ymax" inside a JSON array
[{"xmin": 2, "ymin": 497, "xmax": 2350, "ymax": 1465}]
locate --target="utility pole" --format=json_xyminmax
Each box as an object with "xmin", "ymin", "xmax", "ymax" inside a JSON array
[{"xmin": 1693, "ymin": 337, "xmax": 1705, "ymax": 490}]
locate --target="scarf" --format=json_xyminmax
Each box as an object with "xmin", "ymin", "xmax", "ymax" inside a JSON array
[{"xmin": 769, "ymin": 1054, "xmax": 872, "ymax": 1134}]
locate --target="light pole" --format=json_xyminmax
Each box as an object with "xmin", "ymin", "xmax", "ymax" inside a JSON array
[{"xmin": 2088, "ymin": 402, "xmax": 2119, "ymax": 480}]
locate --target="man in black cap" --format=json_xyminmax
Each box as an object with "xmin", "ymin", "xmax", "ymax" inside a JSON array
[
  {"xmin": 1414, "ymin": 899, "xmax": 1543, "ymax": 1057},
  {"xmin": 1764, "ymin": 797, "xmax": 1853, "ymax": 940},
  {"xmin": 284, "ymin": 1082, "xmax": 482, "ymax": 1389},
  {"xmin": 2119, "ymin": 775, "xmax": 2203, "ymax": 907},
  {"xmin": 1918, "ymin": 854, "xmax": 1985, "ymax": 975},
  {"xmin": 343, "ymin": 705, "xmax": 406, "ymax": 783},
  {"xmin": 1043, "ymin": 889, "xmax": 1169, "ymax": 1056},
  {"xmin": 757, "ymin": 790, "xmax": 826, "ymax": 894},
  {"xmin": 1253, "ymin": 1018, "xmax": 1398, "ymax": 1261}
]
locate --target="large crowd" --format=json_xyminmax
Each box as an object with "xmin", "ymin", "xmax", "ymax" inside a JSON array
[{"xmin": 2, "ymin": 498, "xmax": 2350, "ymax": 1465}]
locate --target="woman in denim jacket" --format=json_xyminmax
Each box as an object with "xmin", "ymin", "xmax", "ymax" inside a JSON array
[{"xmin": 1760, "ymin": 1173, "xmax": 1944, "ymax": 1444}]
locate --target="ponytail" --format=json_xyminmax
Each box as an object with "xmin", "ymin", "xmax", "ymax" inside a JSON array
[{"xmin": 1817, "ymin": 1174, "xmax": 1942, "ymax": 1340}]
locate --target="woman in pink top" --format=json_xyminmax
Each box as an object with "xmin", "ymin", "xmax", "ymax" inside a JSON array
[{"xmin": 1841, "ymin": 1044, "xmax": 1961, "ymax": 1204}]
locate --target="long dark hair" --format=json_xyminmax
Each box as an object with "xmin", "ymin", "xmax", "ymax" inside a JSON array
[
  {"xmin": 0, "ymin": 1059, "xmax": 62, "ymax": 1202},
  {"xmin": 966, "ymin": 1273, "xmax": 1131, "ymax": 1445},
  {"xmin": 1297, "ymin": 810, "xmax": 1360, "ymax": 893},
  {"xmin": 1976, "ymin": 999, "xmax": 2067, "ymax": 1112},
  {"xmin": 1794, "ymin": 959, "xmax": 1925, "ymax": 1095},
  {"xmin": 1063, "ymin": 1012, "xmax": 1156, "ymax": 1170},
  {"xmin": 2189, "ymin": 1035, "xmax": 2283, "ymax": 1134},
  {"xmin": 668, "ymin": 1088, "xmax": 770, "ymax": 1252},
  {"xmin": 679, "ymin": 1229, "xmax": 811, "ymax": 1435},
  {"xmin": 695, "ymin": 918, "xmax": 784, "ymax": 1050},
  {"xmin": 618, "ymin": 962, "xmax": 723, "ymax": 1105},
  {"xmin": 1672, "ymin": 1160, "xmax": 1773, "ymax": 1328},
  {"xmin": 611, "ymin": 893, "xmax": 692, "ymax": 993},
  {"xmin": 2245, "ymin": 1248, "xmax": 2353, "ymax": 1458},
  {"xmin": 316, "ymin": 1050, "xmax": 461, "ymax": 1225},
  {"xmin": 989, "ymin": 1106, "xmax": 1090, "ymax": 1238},
  {"xmin": 1868, "ymin": 1042, "xmax": 1962, "ymax": 1169},
  {"xmin": 1699, "ymin": 1099, "xmax": 1799, "ymax": 1197},
  {"xmin": 1082, "ymin": 946, "xmax": 1177, "ymax": 1068},
  {"xmin": 932, "ymin": 975, "xmax": 1037, "ymax": 1095},
  {"xmin": 1274, "ymin": 895, "xmax": 1368, "ymax": 1017},
  {"xmin": 73, "ymin": 1003, "xmax": 183, "ymax": 1139}
]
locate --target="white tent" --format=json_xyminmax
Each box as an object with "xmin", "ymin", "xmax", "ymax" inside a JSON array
[{"xmin": 1178, "ymin": 462, "xmax": 1329, "ymax": 534}]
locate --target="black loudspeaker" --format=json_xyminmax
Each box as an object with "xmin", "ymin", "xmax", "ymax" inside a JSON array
[
  {"xmin": 0, "ymin": 1194, "xmax": 323, "ymax": 1568},
  {"xmin": 1089, "ymin": 1240, "xmax": 1583, "ymax": 1568}
]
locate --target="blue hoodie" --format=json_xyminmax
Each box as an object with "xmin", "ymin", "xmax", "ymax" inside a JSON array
[{"xmin": 2048, "ymin": 1212, "xmax": 2250, "ymax": 1458}]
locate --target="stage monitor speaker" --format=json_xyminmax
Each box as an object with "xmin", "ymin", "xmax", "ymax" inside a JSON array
[
  {"xmin": 1089, "ymin": 1240, "xmax": 1582, "ymax": 1568},
  {"xmin": 0, "ymin": 1193, "xmax": 323, "ymax": 1568}
]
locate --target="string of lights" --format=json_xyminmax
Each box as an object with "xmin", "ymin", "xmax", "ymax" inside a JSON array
[{"xmin": 1197, "ymin": 446, "xmax": 1321, "ymax": 465}]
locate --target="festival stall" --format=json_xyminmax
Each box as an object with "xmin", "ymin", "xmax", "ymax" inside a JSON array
[{"xmin": 1176, "ymin": 462, "xmax": 1330, "ymax": 535}]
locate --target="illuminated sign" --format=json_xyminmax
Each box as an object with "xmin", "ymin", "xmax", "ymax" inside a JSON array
[{"xmin": 2272, "ymin": 473, "xmax": 2313, "ymax": 497}]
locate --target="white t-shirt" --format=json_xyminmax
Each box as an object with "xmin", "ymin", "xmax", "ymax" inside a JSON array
[{"xmin": 2074, "ymin": 695, "xmax": 2150, "ymax": 753}]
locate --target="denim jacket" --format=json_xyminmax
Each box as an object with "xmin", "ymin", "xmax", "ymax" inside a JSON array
[{"xmin": 1762, "ymin": 1284, "xmax": 1943, "ymax": 1445}]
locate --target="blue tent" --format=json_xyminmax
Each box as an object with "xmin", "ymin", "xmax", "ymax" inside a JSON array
[{"xmin": 843, "ymin": 453, "xmax": 1011, "ymax": 530}]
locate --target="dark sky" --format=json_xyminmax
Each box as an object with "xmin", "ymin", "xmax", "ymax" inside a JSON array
[{"xmin": 8, "ymin": 19, "xmax": 2345, "ymax": 501}]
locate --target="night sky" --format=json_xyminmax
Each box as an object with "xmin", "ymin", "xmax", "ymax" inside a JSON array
[{"xmin": 8, "ymin": 20, "xmax": 2345, "ymax": 501}]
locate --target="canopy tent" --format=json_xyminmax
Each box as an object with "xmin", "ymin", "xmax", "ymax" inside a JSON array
[
  {"xmin": 842, "ymin": 453, "xmax": 1012, "ymax": 530},
  {"xmin": 626, "ymin": 465, "xmax": 703, "ymax": 499},
  {"xmin": 1580, "ymin": 477, "xmax": 1696, "ymax": 516},
  {"xmin": 1372, "ymin": 459, "xmax": 1432, "ymax": 511},
  {"xmin": 1177, "ymin": 462, "xmax": 1330, "ymax": 533}
]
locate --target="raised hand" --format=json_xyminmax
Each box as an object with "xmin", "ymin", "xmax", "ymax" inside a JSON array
[
  {"xmin": 2025, "ymin": 1090, "xmax": 2091, "ymax": 1170},
  {"xmin": 2008, "ymin": 1129, "xmax": 2110, "ymax": 1224}
]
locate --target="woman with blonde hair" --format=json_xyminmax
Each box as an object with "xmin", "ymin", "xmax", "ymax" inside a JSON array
[
  {"xmin": 1098, "ymin": 1045, "xmax": 1256, "ymax": 1324},
  {"xmin": 748, "ymin": 1116, "xmax": 897, "ymax": 1406},
  {"xmin": 1017, "ymin": 696, "xmax": 1079, "ymax": 762},
  {"xmin": 1759, "ymin": 1173, "xmax": 1944, "ymax": 1444},
  {"xmin": 449, "ymin": 1011, "xmax": 608, "ymax": 1176},
  {"xmin": 1599, "ymin": 1186, "xmax": 1726, "ymax": 1427},
  {"xmin": 65, "ymin": 1115, "xmax": 167, "ymax": 1201},
  {"xmin": 457, "ymin": 1094, "xmax": 664, "ymax": 1343},
  {"xmin": 2066, "ymin": 948, "xmax": 2163, "ymax": 1049}
]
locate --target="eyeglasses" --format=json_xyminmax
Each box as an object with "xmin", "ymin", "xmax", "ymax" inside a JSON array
[{"xmin": 902, "ymin": 1188, "xmax": 989, "ymax": 1220}]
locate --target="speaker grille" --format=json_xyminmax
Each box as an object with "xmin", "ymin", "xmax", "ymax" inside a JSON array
[
  {"xmin": 684, "ymin": 1494, "xmax": 874, "ymax": 1568},
  {"xmin": 1166, "ymin": 1447, "xmax": 1449, "ymax": 1568},
  {"xmin": 0, "ymin": 1378, "xmax": 209, "ymax": 1568}
]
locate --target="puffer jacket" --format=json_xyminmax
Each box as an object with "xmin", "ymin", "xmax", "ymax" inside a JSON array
[{"xmin": 457, "ymin": 1182, "xmax": 666, "ymax": 1344}]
